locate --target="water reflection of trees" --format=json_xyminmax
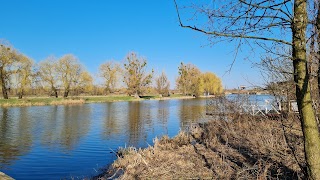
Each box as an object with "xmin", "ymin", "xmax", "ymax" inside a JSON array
[
  {"xmin": 41, "ymin": 105, "xmax": 91, "ymax": 151},
  {"xmin": 0, "ymin": 105, "xmax": 91, "ymax": 168},
  {"xmin": 103, "ymin": 103, "xmax": 120, "ymax": 139},
  {"xmin": 179, "ymin": 99, "xmax": 206, "ymax": 127},
  {"xmin": 0, "ymin": 108, "xmax": 32, "ymax": 167},
  {"xmin": 127, "ymin": 102, "xmax": 154, "ymax": 147},
  {"xmin": 142, "ymin": 102, "xmax": 153, "ymax": 128},
  {"xmin": 127, "ymin": 102, "xmax": 144, "ymax": 146},
  {"xmin": 126, "ymin": 101, "xmax": 170, "ymax": 146},
  {"xmin": 41, "ymin": 106, "xmax": 59, "ymax": 147},
  {"xmin": 157, "ymin": 100, "xmax": 169, "ymax": 134},
  {"xmin": 59, "ymin": 105, "xmax": 91, "ymax": 150}
]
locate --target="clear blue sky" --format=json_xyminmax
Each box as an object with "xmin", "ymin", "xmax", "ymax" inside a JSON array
[{"xmin": 0, "ymin": 0, "xmax": 264, "ymax": 89}]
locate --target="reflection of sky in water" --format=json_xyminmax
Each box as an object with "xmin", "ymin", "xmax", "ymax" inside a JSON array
[{"xmin": 0, "ymin": 99, "xmax": 207, "ymax": 180}]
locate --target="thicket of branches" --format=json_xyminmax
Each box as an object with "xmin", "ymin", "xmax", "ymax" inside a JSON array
[{"xmin": 174, "ymin": 0, "xmax": 320, "ymax": 178}]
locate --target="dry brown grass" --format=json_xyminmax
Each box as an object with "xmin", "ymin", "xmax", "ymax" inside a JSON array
[
  {"xmin": 50, "ymin": 99, "xmax": 85, "ymax": 105},
  {"xmin": 0, "ymin": 97, "xmax": 85, "ymax": 107},
  {"xmin": 0, "ymin": 102, "xmax": 31, "ymax": 107},
  {"xmin": 193, "ymin": 114, "xmax": 305, "ymax": 179},
  {"xmin": 0, "ymin": 102, "xmax": 46, "ymax": 107},
  {"xmin": 111, "ymin": 132, "xmax": 213, "ymax": 179},
  {"xmin": 97, "ymin": 113, "xmax": 305, "ymax": 180}
]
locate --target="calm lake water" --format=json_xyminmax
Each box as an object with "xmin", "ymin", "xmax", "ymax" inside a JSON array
[{"xmin": 0, "ymin": 99, "xmax": 208, "ymax": 180}]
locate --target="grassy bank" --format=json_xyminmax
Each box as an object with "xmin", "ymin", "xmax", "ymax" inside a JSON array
[
  {"xmin": 0, "ymin": 97, "xmax": 87, "ymax": 107},
  {"xmin": 0, "ymin": 94, "xmax": 192, "ymax": 107},
  {"xmin": 97, "ymin": 114, "xmax": 304, "ymax": 179}
]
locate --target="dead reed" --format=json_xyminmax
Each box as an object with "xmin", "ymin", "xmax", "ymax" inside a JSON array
[{"xmin": 50, "ymin": 99, "xmax": 85, "ymax": 105}]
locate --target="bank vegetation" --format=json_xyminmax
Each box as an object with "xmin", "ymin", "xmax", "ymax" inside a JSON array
[{"xmin": 96, "ymin": 113, "xmax": 304, "ymax": 179}]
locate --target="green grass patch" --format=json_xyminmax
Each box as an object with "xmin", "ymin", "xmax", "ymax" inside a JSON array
[
  {"xmin": 170, "ymin": 94, "xmax": 185, "ymax": 98},
  {"xmin": 84, "ymin": 95, "xmax": 134, "ymax": 103}
]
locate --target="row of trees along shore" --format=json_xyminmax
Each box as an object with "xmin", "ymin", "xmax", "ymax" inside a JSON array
[{"xmin": 0, "ymin": 44, "xmax": 223, "ymax": 99}]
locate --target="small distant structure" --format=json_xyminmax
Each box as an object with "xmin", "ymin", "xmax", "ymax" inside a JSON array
[
  {"xmin": 289, "ymin": 100, "xmax": 299, "ymax": 113},
  {"xmin": 206, "ymin": 95, "xmax": 282, "ymax": 117},
  {"xmin": 239, "ymin": 85, "xmax": 246, "ymax": 90}
]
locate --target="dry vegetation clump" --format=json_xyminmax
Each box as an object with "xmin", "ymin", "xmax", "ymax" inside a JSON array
[
  {"xmin": 0, "ymin": 97, "xmax": 86, "ymax": 107},
  {"xmin": 194, "ymin": 114, "xmax": 305, "ymax": 179},
  {"xmin": 0, "ymin": 102, "xmax": 32, "ymax": 107},
  {"xmin": 50, "ymin": 99, "xmax": 85, "ymax": 105},
  {"xmin": 99, "ymin": 114, "xmax": 305, "ymax": 179},
  {"xmin": 110, "ymin": 131, "xmax": 213, "ymax": 179},
  {"xmin": 0, "ymin": 101, "xmax": 45, "ymax": 107}
]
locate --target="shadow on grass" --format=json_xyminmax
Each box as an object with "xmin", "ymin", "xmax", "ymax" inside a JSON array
[{"xmin": 139, "ymin": 96, "xmax": 157, "ymax": 99}]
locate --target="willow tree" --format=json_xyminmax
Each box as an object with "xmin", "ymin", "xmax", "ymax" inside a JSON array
[
  {"xmin": 155, "ymin": 71, "xmax": 170, "ymax": 96},
  {"xmin": 174, "ymin": 0, "xmax": 320, "ymax": 178},
  {"xmin": 0, "ymin": 44, "xmax": 17, "ymax": 99},
  {"xmin": 14, "ymin": 54, "xmax": 34, "ymax": 99},
  {"xmin": 57, "ymin": 54, "xmax": 81, "ymax": 98},
  {"xmin": 39, "ymin": 56, "xmax": 60, "ymax": 98},
  {"xmin": 201, "ymin": 72, "xmax": 223, "ymax": 95},
  {"xmin": 75, "ymin": 71, "xmax": 93, "ymax": 95},
  {"xmin": 99, "ymin": 61, "xmax": 120, "ymax": 94}
]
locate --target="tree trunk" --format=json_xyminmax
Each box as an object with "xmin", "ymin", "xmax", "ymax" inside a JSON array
[
  {"xmin": 293, "ymin": 0, "xmax": 320, "ymax": 179},
  {"xmin": 64, "ymin": 90, "xmax": 69, "ymax": 98},
  {"xmin": 18, "ymin": 89, "xmax": 23, "ymax": 99},
  {"xmin": 0, "ymin": 67, "xmax": 8, "ymax": 99},
  {"xmin": 51, "ymin": 86, "xmax": 58, "ymax": 98},
  {"xmin": 134, "ymin": 92, "xmax": 139, "ymax": 99}
]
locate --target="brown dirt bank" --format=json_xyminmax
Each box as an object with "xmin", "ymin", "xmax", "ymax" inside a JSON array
[{"xmin": 95, "ymin": 114, "xmax": 305, "ymax": 179}]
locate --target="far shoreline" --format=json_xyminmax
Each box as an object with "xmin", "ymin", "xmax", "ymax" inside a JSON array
[{"xmin": 0, "ymin": 94, "xmax": 200, "ymax": 108}]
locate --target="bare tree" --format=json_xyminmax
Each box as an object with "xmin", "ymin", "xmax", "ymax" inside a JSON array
[
  {"xmin": 39, "ymin": 56, "xmax": 60, "ymax": 98},
  {"xmin": 123, "ymin": 52, "xmax": 153, "ymax": 97},
  {"xmin": 74, "ymin": 71, "xmax": 93, "ymax": 95},
  {"xmin": 155, "ymin": 71, "xmax": 170, "ymax": 96},
  {"xmin": 57, "ymin": 54, "xmax": 81, "ymax": 98},
  {"xmin": 14, "ymin": 54, "xmax": 34, "ymax": 99},
  {"xmin": 0, "ymin": 43, "xmax": 17, "ymax": 99},
  {"xmin": 99, "ymin": 61, "xmax": 120, "ymax": 94},
  {"xmin": 174, "ymin": 0, "xmax": 320, "ymax": 178},
  {"xmin": 176, "ymin": 62, "xmax": 202, "ymax": 97}
]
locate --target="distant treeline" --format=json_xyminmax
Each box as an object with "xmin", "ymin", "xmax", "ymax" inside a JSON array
[{"xmin": 0, "ymin": 42, "xmax": 223, "ymax": 99}]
